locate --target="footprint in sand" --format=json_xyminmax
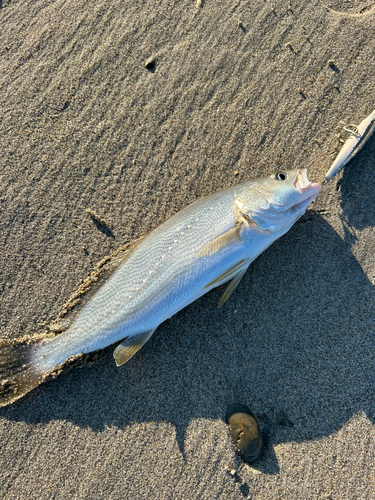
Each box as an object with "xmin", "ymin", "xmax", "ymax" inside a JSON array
[{"xmin": 324, "ymin": 0, "xmax": 375, "ymax": 17}]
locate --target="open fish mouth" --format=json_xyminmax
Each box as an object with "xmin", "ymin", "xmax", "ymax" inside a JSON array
[
  {"xmin": 289, "ymin": 169, "xmax": 321, "ymax": 215},
  {"xmin": 294, "ymin": 169, "xmax": 321, "ymax": 193}
]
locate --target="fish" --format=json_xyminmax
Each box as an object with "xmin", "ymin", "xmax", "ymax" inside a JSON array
[
  {"xmin": 324, "ymin": 109, "xmax": 375, "ymax": 183},
  {"xmin": 0, "ymin": 169, "xmax": 321, "ymax": 407}
]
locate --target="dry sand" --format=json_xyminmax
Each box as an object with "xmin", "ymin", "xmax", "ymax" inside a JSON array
[{"xmin": 1, "ymin": 0, "xmax": 374, "ymax": 498}]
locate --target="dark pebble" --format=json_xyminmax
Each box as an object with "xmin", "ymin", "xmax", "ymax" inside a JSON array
[{"xmin": 226, "ymin": 404, "xmax": 262, "ymax": 463}]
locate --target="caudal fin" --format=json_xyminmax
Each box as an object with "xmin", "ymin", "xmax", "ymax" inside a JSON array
[{"xmin": 0, "ymin": 338, "xmax": 46, "ymax": 407}]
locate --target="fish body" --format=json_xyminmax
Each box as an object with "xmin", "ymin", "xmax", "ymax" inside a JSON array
[
  {"xmin": 324, "ymin": 109, "xmax": 375, "ymax": 183},
  {"xmin": 35, "ymin": 184, "xmax": 262, "ymax": 369},
  {"xmin": 0, "ymin": 169, "xmax": 321, "ymax": 406}
]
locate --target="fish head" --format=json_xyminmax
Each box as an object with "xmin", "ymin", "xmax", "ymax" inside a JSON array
[{"xmin": 236, "ymin": 169, "xmax": 321, "ymax": 233}]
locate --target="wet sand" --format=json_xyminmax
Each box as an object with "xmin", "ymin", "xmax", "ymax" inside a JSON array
[{"xmin": 1, "ymin": 0, "xmax": 374, "ymax": 498}]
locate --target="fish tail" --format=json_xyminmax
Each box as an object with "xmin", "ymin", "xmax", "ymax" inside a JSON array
[{"xmin": 0, "ymin": 337, "xmax": 49, "ymax": 407}]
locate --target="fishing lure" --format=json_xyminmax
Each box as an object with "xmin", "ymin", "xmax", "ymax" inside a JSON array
[{"xmin": 324, "ymin": 109, "xmax": 375, "ymax": 183}]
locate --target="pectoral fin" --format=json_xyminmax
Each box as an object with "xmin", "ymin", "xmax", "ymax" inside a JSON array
[
  {"xmin": 197, "ymin": 225, "xmax": 243, "ymax": 258},
  {"xmin": 218, "ymin": 263, "xmax": 250, "ymax": 307},
  {"xmin": 114, "ymin": 329, "xmax": 156, "ymax": 366}
]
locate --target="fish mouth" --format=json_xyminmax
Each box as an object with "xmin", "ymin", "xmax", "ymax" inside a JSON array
[
  {"xmin": 290, "ymin": 169, "xmax": 321, "ymax": 215},
  {"xmin": 294, "ymin": 169, "xmax": 321, "ymax": 194}
]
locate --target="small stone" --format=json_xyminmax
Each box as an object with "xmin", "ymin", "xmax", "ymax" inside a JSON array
[
  {"xmin": 196, "ymin": 0, "xmax": 202, "ymax": 8},
  {"xmin": 226, "ymin": 404, "xmax": 262, "ymax": 463}
]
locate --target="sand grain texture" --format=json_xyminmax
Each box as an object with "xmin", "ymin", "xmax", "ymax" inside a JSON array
[{"xmin": 0, "ymin": 0, "xmax": 374, "ymax": 498}]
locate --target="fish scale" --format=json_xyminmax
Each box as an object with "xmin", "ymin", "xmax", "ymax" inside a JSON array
[{"xmin": 34, "ymin": 184, "xmax": 244, "ymax": 369}]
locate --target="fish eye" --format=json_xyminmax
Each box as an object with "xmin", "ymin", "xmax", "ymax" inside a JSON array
[{"xmin": 276, "ymin": 172, "xmax": 287, "ymax": 181}]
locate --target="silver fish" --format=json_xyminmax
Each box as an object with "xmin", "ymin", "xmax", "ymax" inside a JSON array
[{"xmin": 0, "ymin": 169, "xmax": 321, "ymax": 406}]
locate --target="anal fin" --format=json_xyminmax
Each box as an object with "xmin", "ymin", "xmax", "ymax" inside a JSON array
[{"xmin": 113, "ymin": 329, "xmax": 156, "ymax": 367}]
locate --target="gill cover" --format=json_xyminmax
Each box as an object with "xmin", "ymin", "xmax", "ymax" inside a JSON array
[{"xmin": 235, "ymin": 169, "xmax": 320, "ymax": 232}]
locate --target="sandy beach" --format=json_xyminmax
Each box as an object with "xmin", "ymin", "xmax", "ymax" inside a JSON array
[{"xmin": 1, "ymin": 0, "xmax": 374, "ymax": 498}]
